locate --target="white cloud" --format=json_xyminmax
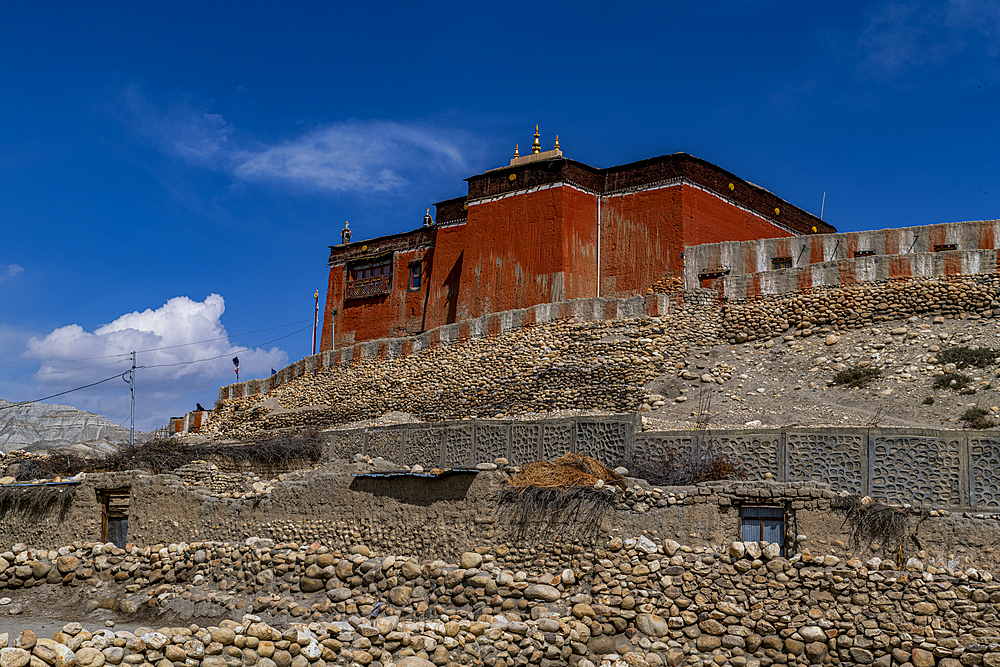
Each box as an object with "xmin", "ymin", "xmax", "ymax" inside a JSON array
[
  {"xmin": 233, "ymin": 121, "xmax": 469, "ymax": 193},
  {"xmin": 120, "ymin": 88, "xmax": 475, "ymax": 195},
  {"xmin": 23, "ymin": 295, "xmax": 289, "ymax": 427},
  {"xmin": 0, "ymin": 264, "xmax": 24, "ymax": 282},
  {"xmin": 858, "ymin": 0, "xmax": 1000, "ymax": 77},
  {"xmin": 121, "ymin": 86, "xmax": 233, "ymax": 166}
]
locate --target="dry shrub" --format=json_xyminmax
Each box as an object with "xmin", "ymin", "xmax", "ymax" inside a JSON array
[
  {"xmin": 832, "ymin": 494, "xmax": 930, "ymax": 563},
  {"xmin": 14, "ymin": 429, "xmax": 325, "ymax": 480},
  {"xmin": 0, "ymin": 483, "xmax": 76, "ymax": 521},
  {"xmin": 631, "ymin": 443, "xmax": 748, "ymax": 487}
]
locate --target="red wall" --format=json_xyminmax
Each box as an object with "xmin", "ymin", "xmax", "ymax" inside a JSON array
[
  {"xmin": 682, "ymin": 185, "xmax": 795, "ymax": 249},
  {"xmin": 321, "ymin": 182, "xmax": 804, "ymax": 351},
  {"xmin": 457, "ymin": 187, "xmax": 586, "ymax": 320},
  {"xmin": 601, "ymin": 186, "xmax": 684, "ymax": 295},
  {"xmin": 324, "ymin": 248, "xmax": 431, "ymax": 348}
]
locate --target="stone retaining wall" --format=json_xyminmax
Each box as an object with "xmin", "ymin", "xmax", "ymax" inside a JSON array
[
  {"xmin": 1, "ymin": 517, "xmax": 1000, "ymax": 667},
  {"xmin": 215, "ymin": 294, "xmax": 680, "ymax": 407}
]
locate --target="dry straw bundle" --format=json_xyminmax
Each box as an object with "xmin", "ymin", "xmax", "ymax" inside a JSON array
[{"xmin": 494, "ymin": 453, "xmax": 625, "ymax": 541}]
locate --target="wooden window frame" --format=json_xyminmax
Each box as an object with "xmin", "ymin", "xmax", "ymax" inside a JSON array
[
  {"xmin": 739, "ymin": 505, "xmax": 785, "ymax": 555},
  {"xmin": 771, "ymin": 257, "xmax": 793, "ymax": 270},
  {"xmin": 934, "ymin": 244, "xmax": 958, "ymax": 252},
  {"xmin": 345, "ymin": 254, "xmax": 394, "ymax": 300},
  {"xmin": 408, "ymin": 262, "xmax": 422, "ymax": 292},
  {"xmin": 98, "ymin": 488, "xmax": 130, "ymax": 548}
]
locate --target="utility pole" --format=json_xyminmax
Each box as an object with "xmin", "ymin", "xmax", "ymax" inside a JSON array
[
  {"xmin": 312, "ymin": 290, "xmax": 319, "ymax": 355},
  {"xmin": 129, "ymin": 351, "xmax": 136, "ymax": 450}
]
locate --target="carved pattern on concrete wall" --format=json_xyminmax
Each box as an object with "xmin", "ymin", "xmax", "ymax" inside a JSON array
[
  {"xmin": 970, "ymin": 437, "xmax": 1000, "ymax": 508},
  {"xmin": 511, "ymin": 424, "xmax": 540, "ymax": 465},
  {"xmin": 630, "ymin": 434, "xmax": 695, "ymax": 472},
  {"xmin": 710, "ymin": 433, "xmax": 780, "ymax": 481},
  {"xmin": 541, "ymin": 424, "xmax": 573, "ymax": 460},
  {"xmin": 787, "ymin": 432, "xmax": 864, "ymax": 493},
  {"xmin": 475, "ymin": 425, "xmax": 509, "ymax": 465},
  {"xmin": 872, "ymin": 436, "xmax": 961, "ymax": 506},
  {"xmin": 443, "ymin": 426, "xmax": 474, "ymax": 468},
  {"xmin": 576, "ymin": 421, "xmax": 628, "ymax": 468},
  {"xmin": 330, "ymin": 429, "xmax": 366, "ymax": 462},
  {"xmin": 367, "ymin": 429, "xmax": 403, "ymax": 463},
  {"xmin": 404, "ymin": 427, "xmax": 443, "ymax": 468}
]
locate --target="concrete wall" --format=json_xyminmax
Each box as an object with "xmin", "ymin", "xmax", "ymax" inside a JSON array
[
  {"xmin": 686, "ymin": 219, "xmax": 1000, "ymax": 298},
  {"xmin": 325, "ymin": 422, "xmax": 1000, "ymax": 511}
]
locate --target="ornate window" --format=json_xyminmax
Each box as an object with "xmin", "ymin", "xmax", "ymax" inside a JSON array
[
  {"xmin": 346, "ymin": 254, "xmax": 393, "ymax": 300},
  {"xmin": 771, "ymin": 257, "xmax": 793, "ymax": 270}
]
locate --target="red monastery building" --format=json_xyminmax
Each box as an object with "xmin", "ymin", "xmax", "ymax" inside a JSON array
[{"xmin": 319, "ymin": 131, "xmax": 835, "ymax": 352}]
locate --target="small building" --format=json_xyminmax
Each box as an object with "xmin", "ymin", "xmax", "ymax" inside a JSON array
[{"xmin": 320, "ymin": 133, "xmax": 834, "ymax": 351}]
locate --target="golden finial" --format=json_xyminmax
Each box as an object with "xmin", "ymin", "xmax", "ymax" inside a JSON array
[
  {"xmin": 513, "ymin": 144, "xmax": 519, "ymax": 158},
  {"xmin": 554, "ymin": 135, "xmax": 560, "ymax": 150},
  {"xmin": 532, "ymin": 124, "xmax": 541, "ymax": 154}
]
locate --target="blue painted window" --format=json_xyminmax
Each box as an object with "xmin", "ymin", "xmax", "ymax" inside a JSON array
[{"xmin": 740, "ymin": 506, "xmax": 784, "ymax": 555}]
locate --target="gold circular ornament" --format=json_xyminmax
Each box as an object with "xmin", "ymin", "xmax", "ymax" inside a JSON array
[
  {"xmin": 362, "ymin": 245, "xmax": 368, "ymax": 251},
  {"xmin": 774, "ymin": 208, "xmax": 781, "ymax": 215},
  {"xmin": 728, "ymin": 183, "xmax": 735, "ymax": 191},
  {"xmin": 463, "ymin": 203, "xmax": 469, "ymax": 211},
  {"xmin": 812, "ymin": 226, "xmax": 817, "ymax": 233},
  {"xmin": 509, "ymin": 173, "xmax": 516, "ymax": 181}
]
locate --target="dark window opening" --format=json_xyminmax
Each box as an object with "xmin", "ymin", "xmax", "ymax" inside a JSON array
[
  {"xmin": 408, "ymin": 263, "xmax": 422, "ymax": 291},
  {"xmin": 854, "ymin": 250, "xmax": 875, "ymax": 257},
  {"xmin": 98, "ymin": 489, "xmax": 129, "ymax": 548},
  {"xmin": 346, "ymin": 255, "xmax": 393, "ymax": 300},
  {"xmin": 740, "ymin": 505, "xmax": 785, "ymax": 555},
  {"xmin": 934, "ymin": 244, "xmax": 958, "ymax": 252},
  {"xmin": 771, "ymin": 257, "xmax": 793, "ymax": 270}
]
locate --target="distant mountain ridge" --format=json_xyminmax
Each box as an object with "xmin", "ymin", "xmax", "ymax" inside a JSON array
[{"xmin": 0, "ymin": 399, "xmax": 129, "ymax": 454}]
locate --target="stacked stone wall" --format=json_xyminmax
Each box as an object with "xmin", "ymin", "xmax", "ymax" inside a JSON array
[
  {"xmin": 718, "ymin": 274, "xmax": 1000, "ymax": 344},
  {"xmin": 0, "ymin": 521, "xmax": 999, "ymax": 667}
]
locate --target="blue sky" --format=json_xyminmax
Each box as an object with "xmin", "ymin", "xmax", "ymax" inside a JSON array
[{"xmin": 2, "ymin": 0, "xmax": 1000, "ymax": 429}]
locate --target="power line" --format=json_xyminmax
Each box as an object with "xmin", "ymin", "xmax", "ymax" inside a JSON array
[
  {"xmin": 0, "ymin": 373, "xmax": 125, "ymax": 411},
  {"xmin": 142, "ymin": 325, "xmax": 312, "ymax": 369},
  {"xmin": 0, "ymin": 318, "xmax": 314, "ymax": 370},
  {"xmin": 0, "ymin": 324, "xmax": 312, "ymax": 411},
  {"xmin": 0, "ymin": 358, "xmax": 131, "ymax": 382}
]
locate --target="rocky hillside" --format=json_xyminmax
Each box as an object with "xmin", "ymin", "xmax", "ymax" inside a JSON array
[
  {"xmin": 0, "ymin": 399, "xmax": 128, "ymax": 454},
  {"xmin": 204, "ymin": 274, "xmax": 1000, "ymax": 438}
]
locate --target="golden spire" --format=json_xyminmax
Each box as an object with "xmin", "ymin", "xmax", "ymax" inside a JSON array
[
  {"xmin": 532, "ymin": 124, "xmax": 541, "ymax": 154},
  {"xmin": 513, "ymin": 143, "xmax": 519, "ymax": 158},
  {"xmin": 554, "ymin": 135, "xmax": 560, "ymax": 150}
]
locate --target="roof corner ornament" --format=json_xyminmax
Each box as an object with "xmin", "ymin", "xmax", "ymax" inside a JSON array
[
  {"xmin": 554, "ymin": 135, "xmax": 560, "ymax": 151},
  {"xmin": 532, "ymin": 124, "xmax": 541, "ymax": 154},
  {"xmin": 341, "ymin": 221, "xmax": 351, "ymax": 245},
  {"xmin": 423, "ymin": 208, "xmax": 435, "ymax": 228}
]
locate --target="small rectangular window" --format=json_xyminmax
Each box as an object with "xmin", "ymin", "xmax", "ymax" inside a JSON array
[
  {"xmin": 741, "ymin": 505, "xmax": 785, "ymax": 555},
  {"xmin": 771, "ymin": 257, "xmax": 792, "ymax": 270},
  {"xmin": 854, "ymin": 250, "xmax": 875, "ymax": 257},
  {"xmin": 408, "ymin": 263, "xmax": 422, "ymax": 291},
  {"xmin": 934, "ymin": 244, "xmax": 957, "ymax": 252}
]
